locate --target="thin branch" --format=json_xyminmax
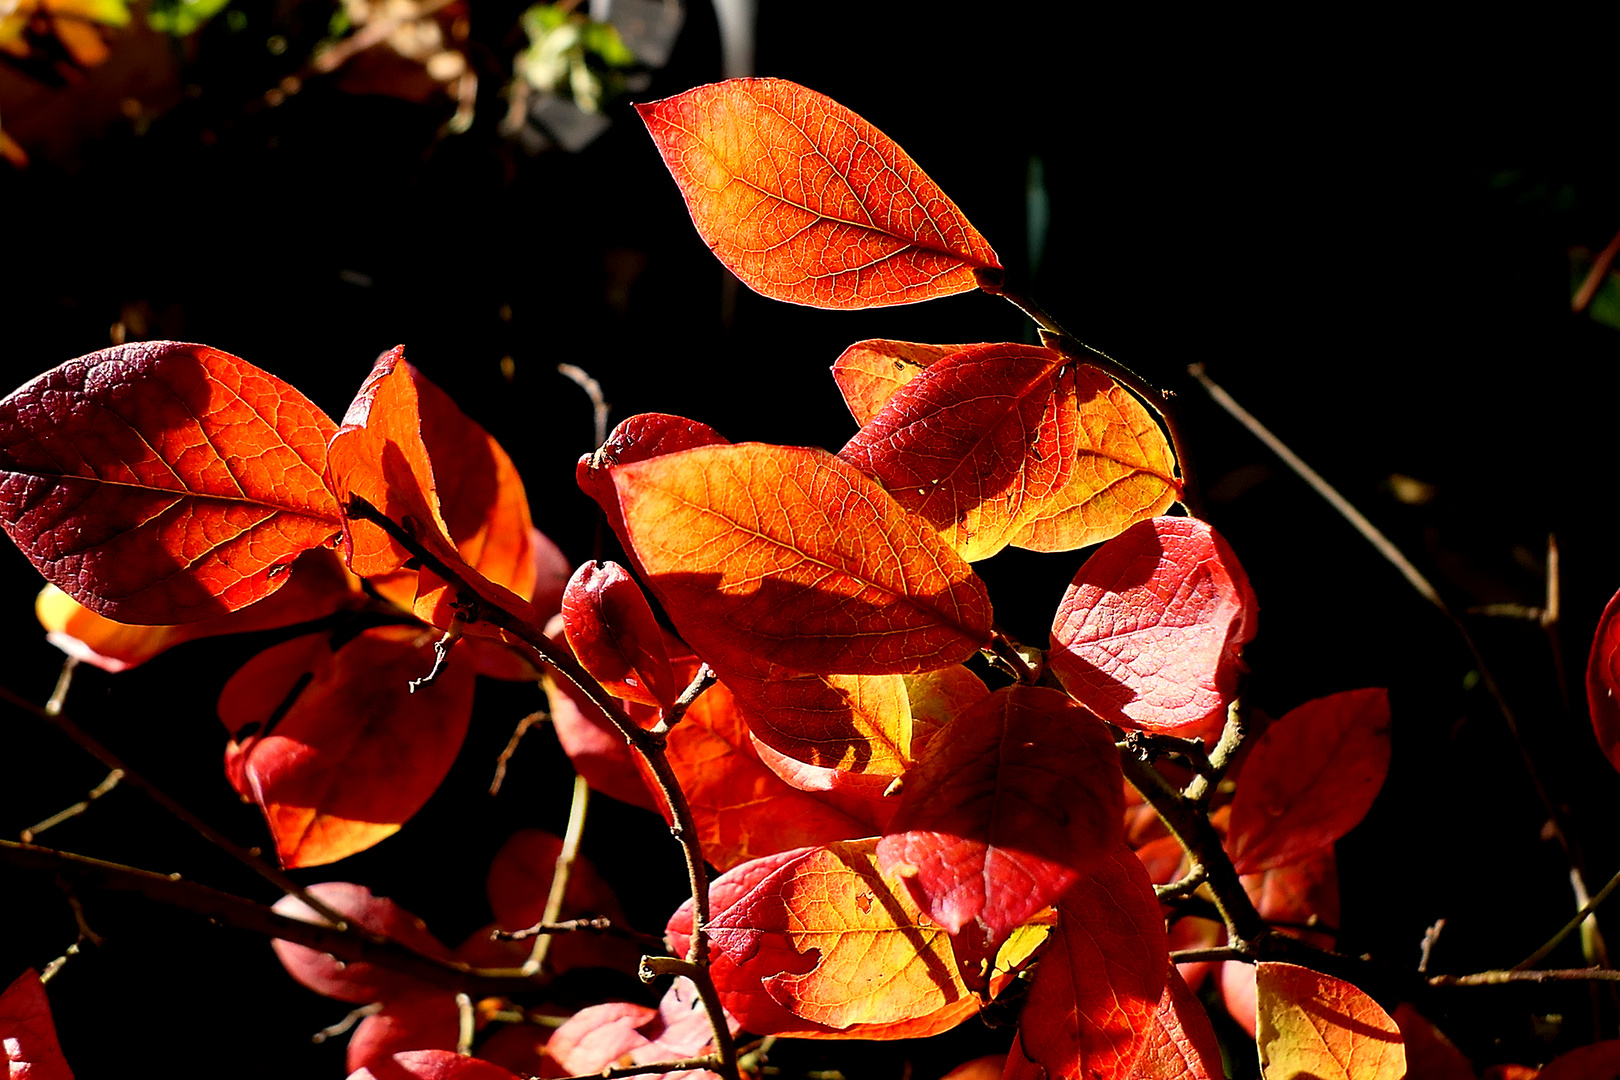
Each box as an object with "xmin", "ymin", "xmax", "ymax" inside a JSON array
[
  {"xmin": 1518, "ymin": 864, "xmax": 1620, "ymax": 971},
  {"xmin": 557, "ymin": 1055, "xmax": 721, "ymax": 1080},
  {"xmin": 343, "ymin": 495, "xmax": 737, "ymax": 1080},
  {"xmin": 1154, "ymin": 864, "xmax": 1209, "ymax": 901},
  {"xmin": 455, "ymin": 993, "xmax": 475, "ymax": 1055},
  {"xmin": 496, "ymin": 916, "xmax": 615, "ymax": 941},
  {"xmin": 558, "ymin": 363, "xmax": 611, "ymax": 446},
  {"xmin": 22, "ymin": 768, "xmax": 124, "ymax": 842},
  {"xmin": 1572, "ymin": 223, "xmax": 1620, "ymax": 314},
  {"xmin": 524, "ymin": 774, "xmax": 591, "ymax": 975},
  {"xmin": 1431, "ymin": 968, "xmax": 1620, "ymax": 987},
  {"xmin": 649, "ymin": 665, "xmax": 718, "ymax": 740},
  {"xmin": 1419, "ymin": 918, "xmax": 1446, "ymax": 974},
  {"xmin": 0, "ymin": 683, "xmax": 350, "ymax": 929},
  {"xmin": 312, "ymin": 1002, "xmax": 382, "ymax": 1044},
  {"xmin": 490, "ymin": 710, "xmax": 547, "ymax": 796},
  {"xmin": 1183, "ymin": 700, "xmax": 1245, "ymax": 805},
  {"xmin": 1, "ymin": 840, "xmax": 550, "ymax": 996},
  {"xmin": 988, "ymin": 628, "xmax": 1039, "ymax": 685},
  {"xmin": 1187, "ymin": 363, "xmax": 1594, "ymax": 910}
]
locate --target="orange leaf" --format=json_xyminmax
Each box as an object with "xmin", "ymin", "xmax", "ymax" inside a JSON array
[
  {"xmin": 0, "ymin": 341, "xmax": 342, "ymax": 623},
  {"xmin": 1225, "ymin": 688, "xmax": 1391, "ymax": 874},
  {"xmin": 609, "ymin": 442, "xmax": 992, "ymax": 675},
  {"xmin": 877, "ymin": 685, "xmax": 1124, "ymax": 951},
  {"xmin": 1254, "ymin": 962, "xmax": 1405, "ymax": 1080},
  {"xmin": 666, "ymin": 839, "xmax": 977, "ymax": 1039},
  {"xmin": 36, "ymin": 548, "xmax": 362, "ymax": 672},
  {"xmin": 1126, "ymin": 966, "xmax": 1225, "ymax": 1080},
  {"xmin": 637, "ymin": 78, "xmax": 1000, "ymax": 309},
  {"xmin": 220, "ymin": 625, "xmax": 476, "ymax": 868},
  {"xmin": 1007, "ymin": 848, "xmax": 1168, "ymax": 1080},
  {"xmin": 831, "ymin": 339, "xmax": 967, "ymax": 425}
]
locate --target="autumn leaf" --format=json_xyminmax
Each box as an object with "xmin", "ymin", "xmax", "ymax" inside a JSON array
[
  {"xmin": 1587, "ymin": 585, "xmax": 1620, "ymax": 773},
  {"xmin": 1, "ymin": 969, "xmax": 74, "ymax": 1080},
  {"xmin": 638, "ymin": 78, "xmax": 1001, "ymax": 309},
  {"xmin": 348, "ymin": 1049, "xmax": 521, "ymax": 1080},
  {"xmin": 831, "ymin": 339, "xmax": 968, "ymax": 425},
  {"xmin": 575, "ymin": 412, "xmax": 730, "ymax": 533},
  {"xmin": 1006, "ymin": 847, "xmax": 1168, "ymax": 1080},
  {"xmin": 220, "ymin": 625, "xmax": 477, "ymax": 868},
  {"xmin": 345, "ymin": 993, "xmax": 461, "ymax": 1080},
  {"xmin": 666, "ymin": 839, "xmax": 978, "ymax": 1039},
  {"xmin": 1225, "ymin": 688, "xmax": 1392, "ymax": 874},
  {"xmin": 1049, "ymin": 516, "xmax": 1257, "ymax": 736},
  {"xmin": 1391, "ymin": 1003, "xmax": 1476, "ymax": 1080},
  {"xmin": 0, "ymin": 341, "xmax": 342, "ymax": 623},
  {"xmin": 1254, "ymin": 963, "xmax": 1404, "ymax": 1080},
  {"xmin": 841, "ymin": 345, "xmax": 1179, "ymax": 561},
  {"xmin": 36, "ymin": 547, "xmax": 362, "ymax": 673},
  {"xmin": 903, "ymin": 663, "xmax": 990, "ymax": 765},
  {"xmin": 562, "ymin": 559, "xmax": 678, "ymax": 708},
  {"xmin": 546, "ymin": 978, "xmax": 733, "ymax": 1080},
  {"xmin": 1126, "ymin": 966, "xmax": 1225, "ymax": 1080},
  {"xmin": 544, "ymin": 666, "xmax": 662, "ymax": 812},
  {"xmin": 876, "ymin": 685, "xmax": 1124, "ymax": 952},
  {"xmin": 608, "ymin": 442, "xmax": 993, "ymax": 675},
  {"xmin": 1534, "ymin": 1039, "xmax": 1620, "ymax": 1080},
  {"xmin": 271, "ymin": 882, "xmax": 453, "ymax": 1004}
]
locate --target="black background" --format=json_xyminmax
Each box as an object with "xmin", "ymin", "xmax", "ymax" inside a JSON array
[{"xmin": 3, "ymin": 6, "xmax": 1619, "ymax": 1076}]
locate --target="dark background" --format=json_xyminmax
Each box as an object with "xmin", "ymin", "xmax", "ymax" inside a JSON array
[{"xmin": 2, "ymin": 6, "xmax": 1618, "ymax": 1076}]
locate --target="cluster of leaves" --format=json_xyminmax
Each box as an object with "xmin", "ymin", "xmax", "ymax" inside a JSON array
[{"xmin": 8, "ymin": 76, "xmax": 1620, "ymax": 1080}]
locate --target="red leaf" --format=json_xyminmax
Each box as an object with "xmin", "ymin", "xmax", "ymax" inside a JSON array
[
  {"xmin": 0, "ymin": 341, "xmax": 342, "ymax": 623},
  {"xmin": 220, "ymin": 625, "xmax": 476, "ymax": 868},
  {"xmin": 348, "ymin": 1050, "xmax": 520, "ymax": 1080},
  {"xmin": 544, "ymin": 668, "xmax": 661, "ymax": 812},
  {"xmin": 608, "ymin": 442, "xmax": 993, "ymax": 675},
  {"xmin": 1006, "ymin": 848, "xmax": 1168, "ymax": 1080},
  {"xmin": 1588, "ymin": 585, "xmax": 1620, "ymax": 773},
  {"xmin": 1049, "ymin": 516, "xmax": 1257, "ymax": 736},
  {"xmin": 1391, "ymin": 1004, "xmax": 1476, "ymax": 1080},
  {"xmin": 271, "ymin": 882, "xmax": 452, "ymax": 1003},
  {"xmin": 1125, "ymin": 966, "xmax": 1225, "ymax": 1080},
  {"xmin": 637, "ymin": 79, "xmax": 1000, "ymax": 309},
  {"xmin": 346, "ymin": 993, "xmax": 461, "ymax": 1079},
  {"xmin": 1, "ymin": 968, "xmax": 74, "ymax": 1080},
  {"xmin": 831, "ymin": 339, "xmax": 967, "ymax": 425},
  {"xmin": 36, "ymin": 547, "xmax": 361, "ymax": 673},
  {"xmin": 876, "ymin": 685, "xmax": 1124, "ymax": 951},
  {"xmin": 1536, "ymin": 1039, "xmax": 1620, "ymax": 1080},
  {"xmin": 1254, "ymin": 962, "xmax": 1405, "ymax": 1079},
  {"xmin": 562, "ymin": 560, "xmax": 678, "ymax": 708},
  {"xmin": 666, "ymin": 840, "xmax": 977, "ymax": 1039},
  {"xmin": 1225, "ymin": 688, "xmax": 1391, "ymax": 874},
  {"xmin": 546, "ymin": 978, "xmax": 732, "ymax": 1079},
  {"xmin": 484, "ymin": 829, "xmax": 630, "ymax": 935}
]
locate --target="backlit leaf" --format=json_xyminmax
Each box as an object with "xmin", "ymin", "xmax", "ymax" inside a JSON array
[
  {"xmin": 220, "ymin": 625, "xmax": 476, "ymax": 868},
  {"xmin": 1255, "ymin": 963, "xmax": 1404, "ymax": 1080},
  {"xmin": 346, "ymin": 993, "xmax": 460, "ymax": 1080},
  {"xmin": 1126, "ymin": 967, "xmax": 1225, "ymax": 1080},
  {"xmin": 272, "ymin": 882, "xmax": 452, "ymax": 1003},
  {"xmin": 831, "ymin": 339, "xmax": 966, "ymax": 425},
  {"xmin": 348, "ymin": 1050, "xmax": 520, "ymax": 1080},
  {"xmin": 876, "ymin": 685, "xmax": 1124, "ymax": 950},
  {"xmin": 563, "ymin": 559, "xmax": 678, "ymax": 708},
  {"xmin": 1005, "ymin": 848, "xmax": 1168, "ymax": 1080},
  {"xmin": 638, "ymin": 78, "xmax": 1000, "ymax": 309},
  {"xmin": 543, "ymin": 664, "xmax": 661, "ymax": 812},
  {"xmin": 36, "ymin": 548, "xmax": 361, "ymax": 673},
  {"xmin": 1, "ymin": 969, "xmax": 73, "ymax": 1080},
  {"xmin": 1049, "ymin": 516, "xmax": 1257, "ymax": 736},
  {"xmin": 1587, "ymin": 585, "xmax": 1620, "ymax": 773},
  {"xmin": 0, "ymin": 341, "xmax": 342, "ymax": 623},
  {"xmin": 575, "ymin": 412, "xmax": 730, "ymax": 535},
  {"xmin": 609, "ymin": 442, "xmax": 993, "ymax": 674},
  {"xmin": 1226, "ymin": 688, "xmax": 1391, "ymax": 874},
  {"xmin": 666, "ymin": 839, "xmax": 977, "ymax": 1039},
  {"xmin": 903, "ymin": 664, "xmax": 989, "ymax": 765}
]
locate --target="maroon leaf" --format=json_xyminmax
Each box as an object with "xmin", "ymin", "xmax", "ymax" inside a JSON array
[
  {"xmin": 0, "ymin": 341, "xmax": 342, "ymax": 623},
  {"xmin": 876, "ymin": 685, "xmax": 1124, "ymax": 952},
  {"xmin": 546, "ymin": 978, "xmax": 733, "ymax": 1079},
  {"xmin": 347, "ymin": 1050, "xmax": 520, "ymax": 1080},
  {"xmin": 1225, "ymin": 688, "xmax": 1392, "ymax": 874},
  {"xmin": 1588, "ymin": 585, "xmax": 1620, "ymax": 773},
  {"xmin": 346, "ymin": 993, "xmax": 461, "ymax": 1080},
  {"xmin": 1049, "ymin": 516, "xmax": 1257, "ymax": 736},
  {"xmin": 563, "ymin": 560, "xmax": 678, "ymax": 709},
  {"xmin": 1, "ymin": 969, "xmax": 74, "ymax": 1080}
]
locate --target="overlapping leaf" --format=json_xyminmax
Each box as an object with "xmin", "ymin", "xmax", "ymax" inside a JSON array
[
  {"xmin": 36, "ymin": 548, "xmax": 361, "ymax": 672},
  {"xmin": 1050, "ymin": 516, "xmax": 1257, "ymax": 736},
  {"xmin": 1587, "ymin": 585, "xmax": 1620, "ymax": 773},
  {"xmin": 667, "ymin": 839, "xmax": 977, "ymax": 1039},
  {"xmin": 1254, "ymin": 963, "xmax": 1404, "ymax": 1080},
  {"xmin": 220, "ymin": 625, "xmax": 476, "ymax": 867},
  {"xmin": 348, "ymin": 1050, "xmax": 520, "ymax": 1080},
  {"xmin": 562, "ymin": 559, "xmax": 678, "ymax": 708},
  {"xmin": 1005, "ymin": 848, "xmax": 1168, "ymax": 1080},
  {"xmin": 638, "ymin": 78, "xmax": 1000, "ymax": 309},
  {"xmin": 607, "ymin": 442, "xmax": 992, "ymax": 675},
  {"xmin": 271, "ymin": 882, "xmax": 453, "ymax": 1003},
  {"xmin": 0, "ymin": 340, "xmax": 342, "ymax": 623},
  {"xmin": 841, "ymin": 345, "xmax": 1178, "ymax": 561},
  {"xmin": 1226, "ymin": 688, "xmax": 1391, "ymax": 874},
  {"xmin": 1, "ymin": 968, "xmax": 73, "ymax": 1080},
  {"xmin": 876, "ymin": 685, "xmax": 1124, "ymax": 951},
  {"xmin": 1391, "ymin": 1004, "xmax": 1475, "ymax": 1080},
  {"xmin": 546, "ymin": 978, "xmax": 733, "ymax": 1080},
  {"xmin": 832, "ymin": 339, "xmax": 967, "ymax": 424},
  {"xmin": 345, "ymin": 993, "xmax": 461, "ymax": 1080},
  {"xmin": 1126, "ymin": 967, "xmax": 1225, "ymax": 1080}
]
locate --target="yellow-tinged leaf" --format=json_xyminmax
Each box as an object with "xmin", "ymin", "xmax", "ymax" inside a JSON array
[{"xmin": 1256, "ymin": 962, "xmax": 1405, "ymax": 1080}]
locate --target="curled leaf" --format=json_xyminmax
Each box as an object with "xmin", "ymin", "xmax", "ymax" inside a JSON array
[
  {"xmin": 271, "ymin": 882, "xmax": 452, "ymax": 1004},
  {"xmin": 563, "ymin": 559, "xmax": 678, "ymax": 708},
  {"xmin": 1588, "ymin": 585, "xmax": 1620, "ymax": 774}
]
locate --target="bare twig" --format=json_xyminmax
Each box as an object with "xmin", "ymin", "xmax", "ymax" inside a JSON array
[
  {"xmin": 1419, "ymin": 918, "xmax": 1446, "ymax": 974},
  {"xmin": 1154, "ymin": 864, "xmax": 1209, "ymax": 900},
  {"xmin": 1183, "ymin": 701, "xmax": 1245, "ymax": 805},
  {"xmin": 311, "ymin": 1003, "xmax": 383, "ymax": 1044},
  {"xmin": 22, "ymin": 769, "xmax": 124, "ymax": 842},
  {"xmin": 649, "ymin": 665, "xmax": 718, "ymax": 740},
  {"xmin": 1572, "ymin": 224, "xmax": 1620, "ymax": 314},
  {"xmin": 455, "ymin": 993, "xmax": 475, "ymax": 1055},
  {"xmin": 558, "ymin": 363, "xmax": 611, "ymax": 446},
  {"xmin": 496, "ymin": 916, "xmax": 614, "ymax": 941},
  {"xmin": 1518, "ymin": 864, "xmax": 1620, "ymax": 971},
  {"xmin": 557, "ymin": 1055, "xmax": 722, "ymax": 1080},
  {"xmin": 524, "ymin": 774, "xmax": 591, "ymax": 975},
  {"xmin": 1432, "ymin": 968, "xmax": 1620, "ymax": 987},
  {"xmin": 490, "ymin": 710, "xmax": 547, "ymax": 796}
]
